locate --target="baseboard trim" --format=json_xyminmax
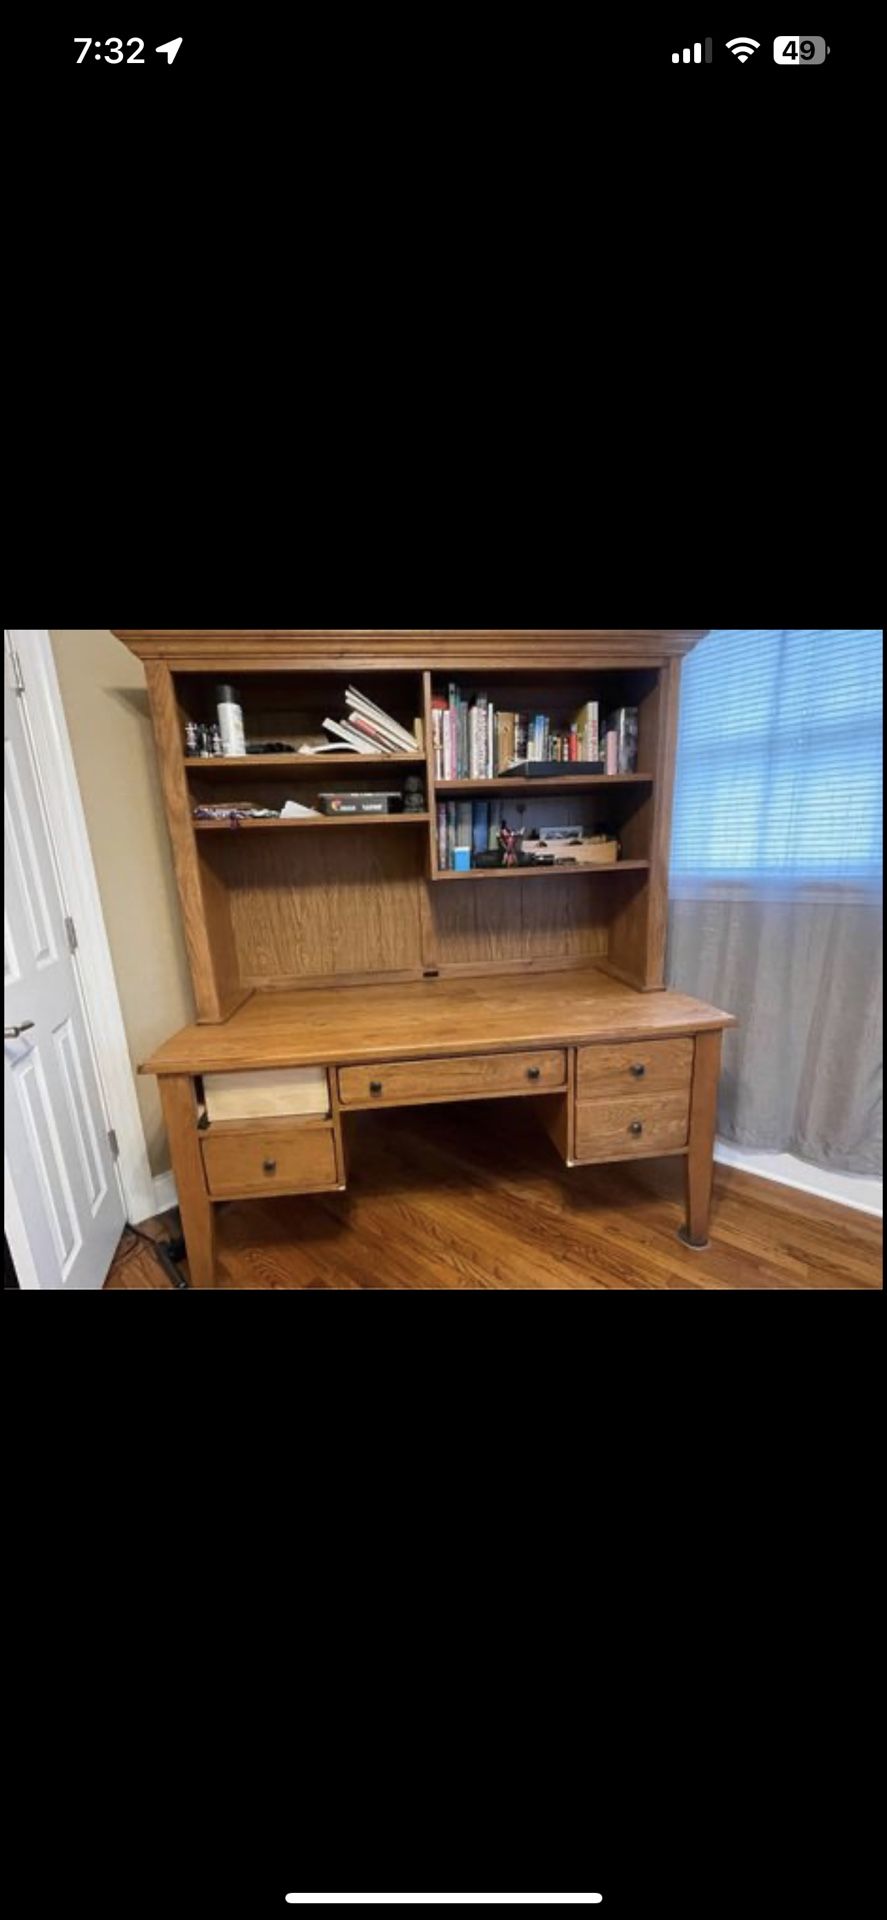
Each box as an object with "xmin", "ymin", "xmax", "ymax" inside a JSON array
[
  {"xmin": 152, "ymin": 1170, "xmax": 178, "ymax": 1217},
  {"xmin": 714, "ymin": 1139, "xmax": 882, "ymax": 1217}
]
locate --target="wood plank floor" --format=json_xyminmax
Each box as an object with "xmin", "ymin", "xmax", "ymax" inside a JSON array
[{"xmin": 105, "ymin": 1101, "xmax": 883, "ymax": 1290}]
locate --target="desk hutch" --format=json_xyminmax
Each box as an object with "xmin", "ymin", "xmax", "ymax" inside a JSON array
[{"xmin": 113, "ymin": 630, "xmax": 736, "ymax": 1286}]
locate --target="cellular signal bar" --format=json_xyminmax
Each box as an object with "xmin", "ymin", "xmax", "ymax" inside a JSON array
[
  {"xmin": 284, "ymin": 1901, "xmax": 604, "ymax": 1908},
  {"xmin": 671, "ymin": 41, "xmax": 713, "ymax": 63}
]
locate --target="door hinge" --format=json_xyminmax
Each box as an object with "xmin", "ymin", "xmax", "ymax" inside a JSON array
[
  {"xmin": 108, "ymin": 1128, "xmax": 120, "ymax": 1161},
  {"xmin": 9, "ymin": 647, "xmax": 25, "ymax": 694},
  {"xmin": 64, "ymin": 915, "xmax": 78, "ymax": 954}
]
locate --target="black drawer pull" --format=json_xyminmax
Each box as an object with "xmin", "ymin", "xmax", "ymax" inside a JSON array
[
  {"xmin": 527, "ymin": 1065, "xmax": 541, "ymax": 1080},
  {"xmin": 262, "ymin": 1158, "xmax": 277, "ymax": 1173},
  {"xmin": 629, "ymin": 1120, "xmax": 643, "ymax": 1136},
  {"xmin": 369, "ymin": 1080, "xmax": 383, "ymax": 1095},
  {"xmin": 630, "ymin": 1062, "xmax": 646, "ymax": 1078}
]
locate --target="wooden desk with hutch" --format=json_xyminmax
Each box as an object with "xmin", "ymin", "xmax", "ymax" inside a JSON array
[{"xmin": 114, "ymin": 630, "xmax": 736, "ymax": 1287}]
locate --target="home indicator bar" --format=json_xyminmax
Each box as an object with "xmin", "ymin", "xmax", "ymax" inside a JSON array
[{"xmin": 284, "ymin": 1901, "xmax": 604, "ymax": 1909}]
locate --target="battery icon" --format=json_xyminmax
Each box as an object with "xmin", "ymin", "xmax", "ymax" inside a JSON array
[{"xmin": 773, "ymin": 36, "xmax": 830, "ymax": 64}]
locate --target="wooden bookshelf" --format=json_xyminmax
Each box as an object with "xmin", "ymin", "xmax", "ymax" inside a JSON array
[
  {"xmin": 114, "ymin": 636, "xmax": 697, "ymax": 1013},
  {"xmin": 436, "ymin": 774, "xmax": 653, "ymax": 793},
  {"xmin": 431, "ymin": 859, "xmax": 650, "ymax": 881},
  {"xmin": 193, "ymin": 813, "xmax": 431, "ymax": 831},
  {"xmin": 112, "ymin": 632, "xmax": 741, "ymax": 1284},
  {"xmin": 185, "ymin": 754, "xmax": 425, "ymax": 775}
]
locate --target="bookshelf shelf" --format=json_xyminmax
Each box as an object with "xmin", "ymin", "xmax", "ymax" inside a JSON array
[
  {"xmin": 185, "ymin": 754, "xmax": 425, "ymax": 775},
  {"xmin": 431, "ymin": 859, "xmax": 650, "ymax": 881},
  {"xmin": 436, "ymin": 774, "xmax": 653, "ymax": 794},
  {"xmin": 193, "ymin": 812, "xmax": 431, "ymax": 831}
]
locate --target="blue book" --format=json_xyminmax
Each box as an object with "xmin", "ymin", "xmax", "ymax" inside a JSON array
[
  {"xmin": 472, "ymin": 801, "xmax": 490, "ymax": 855},
  {"xmin": 456, "ymin": 800, "xmax": 473, "ymax": 852}
]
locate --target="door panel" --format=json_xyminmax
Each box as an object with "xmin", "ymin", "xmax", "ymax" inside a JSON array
[{"xmin": 4, "ymin": 655, "xmax": 124, "ymax": 1287}]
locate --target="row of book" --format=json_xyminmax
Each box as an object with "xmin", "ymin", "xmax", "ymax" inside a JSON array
[
  {"xmin": 431, "ymin": 689, "xmax": 600, "ymax": 778},
  {"xmin": 297, "ymin": 686, "xmax": 422, "ymax": 756},
  {"xmin": 430, "ymin": 690, "xmax": 641, "ymax": 778},
  {"xmin": 437, "ymin": 800, "xmax": 501, "ymax": 868}
]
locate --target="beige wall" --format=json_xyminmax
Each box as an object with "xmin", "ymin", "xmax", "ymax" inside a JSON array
[{"xmin": 50, "ymin": 631, "xmax": 193, "ymax": 1177}]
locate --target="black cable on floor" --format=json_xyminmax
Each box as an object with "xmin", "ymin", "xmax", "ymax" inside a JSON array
[{"xmin": 117, "ymin": 1221, "xmax": 190, "ymax": 1288}]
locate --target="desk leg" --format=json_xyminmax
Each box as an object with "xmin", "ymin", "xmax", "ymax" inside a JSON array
[
  {"xmin": 158, "ymin": 1074, "xmax": 217, "ymax": 1287},
  {"xmin": 679, "ymin": 1030, "xmax": 722, "ymax": 1250}
]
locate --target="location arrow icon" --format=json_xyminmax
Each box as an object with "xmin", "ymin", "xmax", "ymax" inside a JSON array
[{"xmin": 155, "ymin": 37, "xmax": 183, "ymax": 64}]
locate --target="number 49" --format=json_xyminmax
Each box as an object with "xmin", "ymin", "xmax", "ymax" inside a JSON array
[{"xmin": 780, "ymin": 40, "xmax": 817, "ymax": 60}]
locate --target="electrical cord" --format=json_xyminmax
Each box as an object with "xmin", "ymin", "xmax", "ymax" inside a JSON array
[{"xmin": 116, "ymin": 1221, "xmax": 190, "ymax": 1288}]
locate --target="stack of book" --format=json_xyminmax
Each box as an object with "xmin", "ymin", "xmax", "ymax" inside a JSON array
[
  {"xmin": 312, "ymin": 687, "xmax": 421, "ymax": 756},
  {"xmin": 432, "ymin": 688, "xmax": 601, "ymax": 777},
  {"xmin": 436, "ymin": 799, "xmax": 500, "ymax": 868}
]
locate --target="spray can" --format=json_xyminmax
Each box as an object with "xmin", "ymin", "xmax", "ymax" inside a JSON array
[{"xmin": 215, "ymin": 684, "xmax": 246, "ymax": 756}]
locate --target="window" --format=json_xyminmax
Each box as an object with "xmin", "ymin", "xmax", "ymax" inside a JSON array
[{"xmin": 670, "ymin": 631, "xmax": 883, "ymax": 895}]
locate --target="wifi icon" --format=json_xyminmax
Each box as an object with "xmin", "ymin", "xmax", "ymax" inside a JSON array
[{"xmin": 726, "ymin": 37, "xmax": 760, "ymax": 61}]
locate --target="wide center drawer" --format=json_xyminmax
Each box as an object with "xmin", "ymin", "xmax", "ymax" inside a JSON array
[
  {"xmin": 337, "ymin": 1048, "xmax": 566, "ymax": 1106},
  {"xmin": 201, "ymin": 1122, "xmax": 339, "ymax": 1198},
  {"xmin": 576, "ymin": 1037, "xmax": 694, "ymax": 1099},
  {"xmin": 575, "ymin": 1092, "xmax": 690, "ymax": 1163}
]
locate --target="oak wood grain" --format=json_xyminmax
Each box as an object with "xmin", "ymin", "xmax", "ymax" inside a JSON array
[
  {"xmin": 683, "ymin": 1029, "xmax": 724, "ymax": 1245},
  {"xmin": 114, "ymin": 631, "xmax": 711, "ymax": 669},
  {"xmin": 141, "ymin": 969, "xmax": 737, "ymax": 1075},
  {"xmin": 144, "ymin": 661, "xmax": 248, "ymax": 1022},
  {"xmin": 201, "ymin": 1123, "xmax": 339, "ymax": 1199},
  {"xmin": 206, "ymin": 827, "xmax": 427, "ymax": 988},
  {"xmin": 337, "ymin": 1047, "xmax": 566, "ymax": 1107},
  {"xmin": 157, "ymin": 1075, "xmax": 216, "ymax": 1286},
  {"xmin": 575, "ymin": 1092, "xmax": 690, "ymax": 1161},
  {"xmin": 577, "ymin": 1037, "xmax": 694, "ymax": 1098},
  {"xmin": 429, "ymin": 874, "xmax": 611, "ymax": 971}
]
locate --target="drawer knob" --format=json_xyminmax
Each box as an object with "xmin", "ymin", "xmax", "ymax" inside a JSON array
[
  {"xmin": 629, "ymin": 1120, "xmax": 643, "ymax": 1136},
  {"xmin": 369, "ymin": 1080, "xmax": 383, "ymax": 1095},
  {"xmin": 527, "ymin": 1065, "xmax": 541, "ymax": 1080},
  {"xmin": 262, "ymin": 1158, "xmax": 277, "ymax": 1173},
  {"xmin": 630, "ymin": 1063, "xmax": 646, "ymax": 1078}
]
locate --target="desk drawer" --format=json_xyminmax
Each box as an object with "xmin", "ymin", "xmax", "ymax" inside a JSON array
[
  {"xmin": 337, "ymin": 1048, "xmax": 566, "ymax": 1106},
  {"xmin": 201, "ymin": 1122, "xmax": 339, "ymax": 1198},
  {"xmin": 576, "ymin": 1037, "xmax": 694, "ymax": 1100},
  {"xmin": 575, "ymin": 1092, "xmax": 690, "ymax": 1162}
]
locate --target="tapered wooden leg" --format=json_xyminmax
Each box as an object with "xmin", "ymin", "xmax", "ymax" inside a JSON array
[
  {"xmin": 679, "ymin": 1029, "xmax": 723, "ymax": 1250},
  {"xmin": 158, "ymin": 1074, "xmax": 217, "ymax": 1286}
]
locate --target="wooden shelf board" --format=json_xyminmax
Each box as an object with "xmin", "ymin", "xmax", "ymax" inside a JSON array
[
  {"xmin": 431, "ymin": 860, "xmax": 650, "ymax": 880},
  {"xmin": 435, "ymin": 774, "xmax": 653, "ymax": 792},
  {"xmin": 185, "ymin": 753, "xmax": 426, "ymax": 774},
  {"xmin": 193, "ymin": 812, "xmax": 431, "ymax": 830}
]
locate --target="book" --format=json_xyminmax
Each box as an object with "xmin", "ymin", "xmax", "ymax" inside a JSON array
[
  {"xmin": 609, "ymin": 706, "xmax": 639, "ymax": 773},
  {"xmin": 322, "ymin": 717, "xmax": 383, "ymax": 753},
  {"xmin": 472, "ymin": 801, "xmax": 490, "ymax": 855},
  {"xmin": 297, "ymin": 739, "xmax": 366, "ymax": 755},
  {"xmin": 345, "ymin": 686, "xmax": 417, "ymax": 752},
  {"xmin": 436, "ymin": 802, "xmax": 447, "ymax": 869},
  {"xmin": 572, "ymin": 699, "xmax": 600, "ymax": 760},
  {"xmin": 346, "ymin": 712, "xmax": 404, "ymax": 752}
]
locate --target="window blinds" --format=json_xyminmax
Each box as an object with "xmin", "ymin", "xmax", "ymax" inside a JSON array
[{"xmin": 670, "ymin": 631, "xmax": 883, "ymax": 891}]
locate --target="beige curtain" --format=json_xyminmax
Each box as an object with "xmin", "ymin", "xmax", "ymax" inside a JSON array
[{"xmin": 667, "ymin": 892, "xmax": 883, "ymax": 1175}]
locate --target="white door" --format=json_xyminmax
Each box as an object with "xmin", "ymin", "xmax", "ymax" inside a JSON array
[{"xmin": 5, "ymin": 653, "xmax": 125, "ymax": 1287}]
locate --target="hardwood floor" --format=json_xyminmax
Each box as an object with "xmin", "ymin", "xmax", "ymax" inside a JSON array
[{"xmin": 105, "ymin": 1100, "xmax": 883, "ymax": 1290}]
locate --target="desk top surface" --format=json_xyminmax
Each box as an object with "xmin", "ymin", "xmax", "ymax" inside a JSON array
[{"xmin": 142, "ymin": 967, "xmax": 736, "ymax": 1075}]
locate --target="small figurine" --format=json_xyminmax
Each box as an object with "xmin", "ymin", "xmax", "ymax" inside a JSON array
[
  {"xmin": 403, "ymin": 775, "xmax": 426, "ymax": 812},
  {"xmin": 497, "ymin": 819, "xmax": 521, "ymax": 866}
]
